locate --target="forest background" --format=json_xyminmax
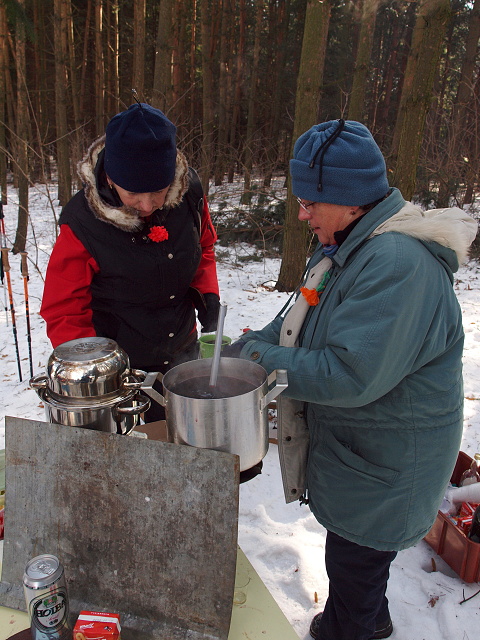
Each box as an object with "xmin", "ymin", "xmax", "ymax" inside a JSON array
[{"xmin": 0, "ymin": 0, "xmax": 479, "ymax": 291}]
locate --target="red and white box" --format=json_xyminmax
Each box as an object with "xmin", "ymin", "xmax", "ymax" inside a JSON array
[{"xmin": 73, "ymin": 610, "xmax": 121, "ymax": 640}]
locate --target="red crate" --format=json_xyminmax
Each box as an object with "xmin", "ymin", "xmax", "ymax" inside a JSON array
[{"xmin": 424, "ymin": 451, "xmax": 480, "ymax": 583}]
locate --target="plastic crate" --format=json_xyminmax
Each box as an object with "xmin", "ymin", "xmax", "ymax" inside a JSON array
[{"xmin": 424, "ymin": 451, "xmax": 480, "ymax": 583}]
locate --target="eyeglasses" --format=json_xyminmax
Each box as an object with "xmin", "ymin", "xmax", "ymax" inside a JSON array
[{"xmin": 295, "ymin": 196, "xmax": 316, "ymax": 211}]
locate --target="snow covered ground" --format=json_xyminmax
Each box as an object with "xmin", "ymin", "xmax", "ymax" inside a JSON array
[{"xmin": 1, "ymin": 185, "xmax": 480, "ymax": 639}]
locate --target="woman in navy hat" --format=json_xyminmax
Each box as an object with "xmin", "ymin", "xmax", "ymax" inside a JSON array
[
  {"xmin": 41, "ymin": 103, "xmax": 220, "ymax": 421},
  {"xmin": 224, "ymin": 119, "xmax": 477, "ymax": 639}
]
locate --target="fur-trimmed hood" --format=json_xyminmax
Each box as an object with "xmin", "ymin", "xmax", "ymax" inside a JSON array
[
  {"xmin": 77, "ymin": 136, "xmax": 190, "ymax": 232},
  {"xmin": 370, "ymin": 201, "xmax": 478, "ymax": 265}
]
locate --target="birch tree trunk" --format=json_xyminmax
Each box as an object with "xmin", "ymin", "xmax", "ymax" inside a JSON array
[{"xmin": 277, "ymin": 0, "xmax": 331, "ymax": 292}]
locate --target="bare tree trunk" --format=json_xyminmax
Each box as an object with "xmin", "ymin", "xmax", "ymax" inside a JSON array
[
  {"xmin": 189, "ymin": 0, "xmax": 198, "ymax": 128},
  {"xmin": 455, "ymin": 0, "xmax": 480, "ymax": 206},
  {"xmin": 277, "ymin": 0, "xmax": 331, "ymax": 292},
  {"xmin": 80, "ymin": 0, "xmax": 93, "ymax": 118},
  {"xmin": 105, "ymin": 0, "xmax": 120, "ymax": 117},
  {"xmin": 132, "ymin": 0, "xmax": 146, "ymax": 98},
  {"xmin": 434, "ymin": 0, "xmax": 480, "ymax": 207},
  {"xmin": 390, "ymin": 0, "xmax": 451, "ymax": 201},
  {"xmin": 228, "ymin": 0, "xmax": 246, "ymax": 183},
  {"xmin": 377, "ymin": 16, "xmax": 400, "ymax": 145},
  {"xmin": 171, "ymin": 0, "xmax": 188, "ymax": 122},
  {"xmin": 199, "ymin": 0, "xmax": 217, "ymax": 194},
  {"xmin": 462, "ymin": 73, "xmax": 479, "ymax": 205},
  {"xmin": 66, "ymin": 0, "xmax": 83, "ymax": 189},
  {"xmin": 455, "ymin": 0, "xmax": 480, "ymax": 118},
  {"xmin": 53, "ymin": 0, "xmax": 72, "ymax": 207},
  {"xmin": 241, "ymin": 1, "xmax": 264, "ymax": 204},
  {"xmin": 153, "ymin": 0, "xmax": 174, "ymax": 111},
  {"xmin": 0, "ymin": 5, "xmax": 8, "ymax": 203},
  {"xmin": 348, "ymin": 0, "xmax": 381, "ymax": 122},
  {"xmin": 263, "ymin": 0, "xmax": 291, "ymax": 188},
  {"xmin": 13, "ymin": 0, "xmax": 29, "ymax": 253},
  {"xmin": 30, "ymin": 0, "xmax": 49, "ymax": 183},
  {"xmin": 214, "ymin": 0, "xmax": 231, "ymax": 186},
  {"xmin": 94, "ymin": 0, "xmax": 105, "ymax": 136}
]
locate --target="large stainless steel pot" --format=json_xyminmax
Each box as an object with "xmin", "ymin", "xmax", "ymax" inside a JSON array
[
  {"xmin": 30, "ymin": 337, "xmax": 151, "ymax": 435},
  {"xmin": 34, "ymin": 388, "xmax": 151, "ymax": 435},
  {"xmin": 152, "ymin": 357, "xmax": 288, "ymax": 472}
]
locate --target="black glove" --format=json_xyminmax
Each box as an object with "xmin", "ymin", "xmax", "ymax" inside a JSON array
[
  {"xmin": 220, "ymin": 340, "xmax": 247, "ymax": 358},
  {"xmin": 198, "ymin": 293, "xmax": 220, "ymax": 333}
]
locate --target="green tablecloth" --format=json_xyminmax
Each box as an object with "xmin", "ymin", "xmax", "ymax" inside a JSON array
[{"xmin": 0, "ymin": 543, "xmax": 299, "ymax": 640}]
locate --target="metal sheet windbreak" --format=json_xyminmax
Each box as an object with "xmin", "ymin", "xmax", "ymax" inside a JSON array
[{"xmin": 0, "ymin": 417, "xmax": 240, "ymax": 639}]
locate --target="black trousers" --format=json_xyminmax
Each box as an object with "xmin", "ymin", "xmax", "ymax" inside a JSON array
[{"xmin": 318, "ymin": 530, "xmax": 397, "ymax": 640}]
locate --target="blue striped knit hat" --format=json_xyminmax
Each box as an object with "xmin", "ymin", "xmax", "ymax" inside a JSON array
[{"xmin": 290, "ymin": 120, "xmax": 389, "ymax": 206}]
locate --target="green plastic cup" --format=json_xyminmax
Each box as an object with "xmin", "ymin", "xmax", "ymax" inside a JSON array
[{"xmin": 198, "ymin": 334, "xmax": 232, "ymax": 359}]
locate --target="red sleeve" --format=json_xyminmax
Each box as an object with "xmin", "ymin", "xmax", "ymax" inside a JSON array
[
  {"xmin": 40, "ymin": 225, "xmax": 100, "ymax": 348},
  {"xmin": 190, "ymin": 196, "xmax": 220, "ymax": 296}
]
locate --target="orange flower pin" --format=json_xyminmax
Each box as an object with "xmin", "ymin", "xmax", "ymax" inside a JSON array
[{"xmin": 300, "ymin": 287, "xmax": 320, "ymax": 306}]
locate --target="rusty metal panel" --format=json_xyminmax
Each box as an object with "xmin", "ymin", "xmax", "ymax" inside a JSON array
[{"xmin": 0, "ymin": 417, "xmax": 240, "ymax": 640}]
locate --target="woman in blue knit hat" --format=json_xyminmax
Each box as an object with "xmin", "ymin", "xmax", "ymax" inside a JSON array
[
  {"xmin": 223, "ymin": 119, "xmax": 477, "ymax": 639},
  {"xmin": 41, "ymin": 103, "xmax": 220, "ymax": 421}
]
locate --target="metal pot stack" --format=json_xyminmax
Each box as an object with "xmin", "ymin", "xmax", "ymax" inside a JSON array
[{"xmin": 30, "ymin": 337, "xmax": 151, "ymax": 435}]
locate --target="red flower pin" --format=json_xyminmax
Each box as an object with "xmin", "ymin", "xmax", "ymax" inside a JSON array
[{"xmin": 148, "ymin": 225, "xmax": 169, "ymax": 242}]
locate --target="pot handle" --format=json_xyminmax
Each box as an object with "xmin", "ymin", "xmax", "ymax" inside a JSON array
[
  {"xmin": 123, "ymin": 371, "xmax": 165, "ymax": 407},
  {"xmin": 113, "ymin": 392, "xmax": 151, "ymax": 436},
  {"xmin": 138, "ymin": 371, "xmax": 166, "ymax": 407},
  {"xmin": 123, "ymin": 369, "xmax": 148, "ymax": 390},
  {"xmin": 113, "ymin": 392, "xmax": 151, "ymax": 417},
  {"xmin": 260, "ymin": 369, "xmax": 288, "ymax": 409},
  {"xmin": 29, "ymin": 374, "xmax": 48, "ymax": 390}
]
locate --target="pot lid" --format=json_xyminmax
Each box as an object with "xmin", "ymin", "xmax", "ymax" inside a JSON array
[{"xmin": 45, "ymin": 337, "xmax": 131, "ymax": 398}]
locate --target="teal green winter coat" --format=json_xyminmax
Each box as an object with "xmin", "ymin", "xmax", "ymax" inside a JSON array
[{"xmin": 239, "ymin": 189, "xmax": 478, "ymax": 551}]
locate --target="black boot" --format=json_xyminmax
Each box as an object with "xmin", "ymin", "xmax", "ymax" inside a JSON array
[{"xmin": 309, "ymin": 612, "xmax": 393, "ymax": 639}]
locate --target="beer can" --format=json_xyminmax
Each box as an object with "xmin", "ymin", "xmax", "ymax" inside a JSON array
[{"xmin": 23, "ymin": 554, "xmax": 71, "ymax": 639}]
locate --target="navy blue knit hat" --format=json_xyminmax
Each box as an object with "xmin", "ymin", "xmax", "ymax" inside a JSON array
[
  {"xmin": 104, "ymin": 103, "xmax": 177, "ymax": 192},
  {"xmin": 290, "ymin": 120, "xmax": 389, "ymax": 206}
]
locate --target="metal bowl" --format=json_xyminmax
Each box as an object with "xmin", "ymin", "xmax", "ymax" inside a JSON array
[{"xmin": 31, "ymin": 337, "xmax": 131, "ymax": 399}]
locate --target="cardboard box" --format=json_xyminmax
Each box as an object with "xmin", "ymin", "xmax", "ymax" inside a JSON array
[
  {"xmin": 134, "ymin": 420, "xmax": 168, "ymax": 442},
  {"xmin": 73, "ymin": 610, "xmax": 121, "ymax": 640},
  {"xmin": 424, "ymin": 451, "xmax": 480, "ymax": 582}
]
